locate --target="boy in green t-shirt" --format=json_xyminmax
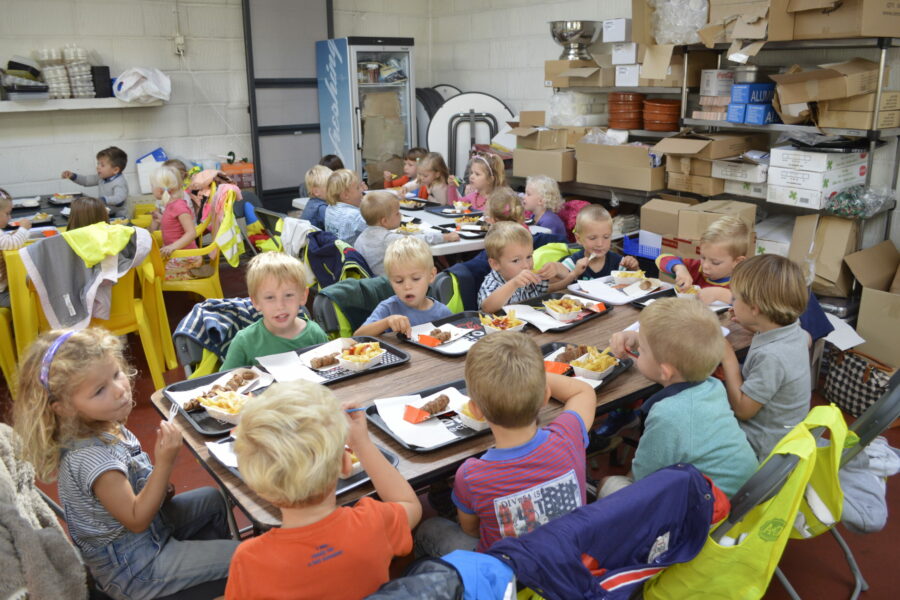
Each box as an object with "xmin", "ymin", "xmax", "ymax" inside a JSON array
[{"xmin": 220, "ymin": 253, "xmax": 327, "ymax": 370}]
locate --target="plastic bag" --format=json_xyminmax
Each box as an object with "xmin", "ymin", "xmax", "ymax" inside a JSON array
[
  {"xmin": 825, "ymin": 185, "xmax": 891, "ymax": 219},
  {"xmin": 113, "ymin": 67, "xmax": 171, "ymax": 103},
  {"xmin": 650, "ymin": 0, "xmax": 708, "ymax": 45}
]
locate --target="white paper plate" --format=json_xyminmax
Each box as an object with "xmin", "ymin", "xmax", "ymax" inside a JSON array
[
  {"xmin": 338, "ymin": 349, "xmax": 386, "ymax": 371},
  {"xmin": 482, "ymin": 322, "xmax": 526, "ymax": 335},
  {"xmin": 570, "ymin": 353, "xmax": 618, "ymax": 380}
]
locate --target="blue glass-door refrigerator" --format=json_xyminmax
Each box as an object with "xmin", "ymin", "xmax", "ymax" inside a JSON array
[{"xmin": 315, "ymin": 36, "xmax": 416, "ymax": 181}]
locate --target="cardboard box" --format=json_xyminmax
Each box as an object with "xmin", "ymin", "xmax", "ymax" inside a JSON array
[
  {"xmin": 712, "ymin": 158, "xmax": 768, "ymax": 183},
  {"xmin": 666, "ymin": 157, "xmax": 713, "ymax": 177},
  {"xmin": 575, "ymin": 141, "xmax": 655, "ymax": 166},
  {"xmin": 823, "ymin": 91, "xmax": 900, "ymax": 112},
  {"xmin": 769, "ymin": 146, "xmax": 868, "ymax": 171},
  {"xmin": 365, "ymin": 156, "xmax": 403, "ymax": 188},
  {"xmin": 725, "ymin": 180, "xmax": 767, "ymax": 199},
  {"xmin": 667, "ymin": 172, "xmax": 726, "ymax": 196},
  {"xmin": 512, "ymin": 148, "xmax": 576, "ymax": 182},
  {"xmin": 577, "ymin": 163, "xmax": 664, "ymax": 190},
  {"xmin": 361, "ymin": 91, "xmax": 401, "ymax": 118},
  {"xmin": 744, "ymin": 103, "xmax": 778, "ymax": 125},
  {"xmin": 767, "ymin": 163, "xmax": 867, "ymax": 192},
  {"xmin": 769, "ymin": 0, "xmax": 900, "ymax": 41},
  {"xmin": 560, "ymin": 126, "xmax": 590, "ymax": 148},
  {"xmin": 677, "ymin": 199, "xmax": 757, "ymax": 240},
  {"xmin": 653, "ymin": 132, "xmax": 769, "ymax": 161},
  {"xmin": 640, "ymin": 198, "xmax": 691, "ymax": 235},
  {"xmin": 788, "ymin": 214, "xmax": 857, "ymax": 297},
  {"xmin": 612, "ymin": 42, "xmax": 641, "ymax": 65},
  {"xmin": 707, "ymin": 0, "xmax": 772, "ymax": 42},
  {"xmin": 766, "ymin": 181, "xmax": 861, "ymax": 210},
  {"xmin": 755, "ymin": 214, "xmax": 796, "ymax": 257},
  {"xmin": 508, "ymin": 126, "xmax": 568, "ymax": 150},
  {"xmin": 616, "ymin": 65, "xmax": 641, "ymax": 87},
  {"xmin": 731, "ymin": 83, "xmax": 775, "ymax": 104},
  {"xmin": 631, "ymin": 0, "xmax": 656, "ymax": 45},
  {"xmin": 639, "ymin": 51, "xmax": 717, "ymax": 88},
  {"xmin": 845, "ymin": 240, "xmax": 900, "ymax": 367},
  {"xmin": 362, "ymin": 116, "xmax": 404, "ymax": 160},
  {"xmin": 818, "ymin": 107, "xmax": 900, "ymax": 130},
  {"xmin": 515, "ymin": 111, "xmax": 546, "ymax": 127},
  {"xmin": 700, "ymin": 69, "xmax": 734, "ymax": 97},
  {"xmin": 544, "ymin": 60, "xmax": 615, "ymax": 88},
  {"xmin": 603, "ymin": 18, "xmax": 632, "ymax": 42},
  {"xmin": 770, "ymin": 59, "xmax": 882, "ymax": 105}
]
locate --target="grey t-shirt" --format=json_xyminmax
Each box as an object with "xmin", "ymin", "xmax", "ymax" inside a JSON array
[{"xmin": 739, "ymin": 320, "xmax": 811, "ymax": 460}]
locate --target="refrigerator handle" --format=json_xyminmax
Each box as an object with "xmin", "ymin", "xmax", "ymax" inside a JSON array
[{"xmin": 354, "ymin": 106, "xmax": 363, "ymax": 151}]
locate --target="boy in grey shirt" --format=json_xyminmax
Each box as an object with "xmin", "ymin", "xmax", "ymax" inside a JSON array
[
  {"xmin": 61, "ymin": 146, "xmax": 129, "ymax": 209},
  {"xmin": 722, "ymin": 254, "xmax": 811, "ymax": 460}
]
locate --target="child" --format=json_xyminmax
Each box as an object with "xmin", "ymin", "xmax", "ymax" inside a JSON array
[
  {"xmin": 484, "ymin": 186, "xmax": 525, "ymax": 226},
  {"xmin": 163, "ymin": 158, "xmax": 189, "ymax": 186},
  {"xmin": 324, "ymin": 169, "xmax": 367, "ymax": 244},
  {"xmin": 602, "ymin": 298, "xmax": 758, "ymax": 498},
  {"xmin": 148, "ymin": 165, "xmax": 203, "ymax": 280},
  {"xmin": 299, "ymin": 164, "xmax": 332, "ymax": 230},
  {"xmin": 418, "ymin": 152, "xmax": 454, "ymax": 205},
  {"xmin": 355, "ymin": 191, "xmax": 458, "ymax": 276},
  {"xmin": 319, "ymin": 154, "xmax": 344, "ymax": 171},
  {"xmin": 656, "ymin": 216, "xmax": 750, "ymax": 305},
  {"xmin": 13, "ymin": 329, "xmax": 238, "ymax": 600},
  {"xmin": 459, "ymin": 152, "xmax": 505, "ymax": 211},
  {"xmin": 415, "ymin": 332, "xmax": 596, "ymax": 556},
  {"xmin": 383, "ymin": 147, "xmax": 427, "ymax": 191},
  {"xmin": 220, "ymin": 252, "xmax": 328, "ymax": 370},
  {"xmin": 523, "ymin": 175, "xmax": 567, "ymax": 239},
  {"xmin": 356, "ymin": 236, "xmax": 452, "ymax": 337},
  {"xmin": 539, "ymin": 205, "xmax": 639, "ymax": 287},
  {"xmin": 226, "ymin": 380, "xmax": 421, "ymax": 600},
  {"xmin": 60, "ymin": 146, "xmax": 129, "ymax": 209},
  {"xmin": 0, "ymin": 188, "xmax": 32, "ymax": 307},
  {"xmin": 478, "ymin": 222, "xmax": 566, "ymax": 313},
  {"xmin": 67, "ymin": 195, "xmax": 108, "ymax": 230},
  {"xmin": 721, "ymin": 254, "xmax": 811, "ymax": 460}
]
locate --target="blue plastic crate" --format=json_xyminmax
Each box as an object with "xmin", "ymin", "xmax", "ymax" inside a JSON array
[{"xmin": 623, "ymin": 232, "xmax": 661, "ymax": 260}]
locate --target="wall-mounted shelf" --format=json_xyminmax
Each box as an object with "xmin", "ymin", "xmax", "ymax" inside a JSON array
[
  {"xmin": 0, "ymin": 98, "xmax": 163, "ymax": 113},
  {"xmin": 577, "ymin": 86, "xmax": 688, "ymax": 95},
  {"xmin": 681, "ymin": 118, "xmax": 900, "ymax": 141}
]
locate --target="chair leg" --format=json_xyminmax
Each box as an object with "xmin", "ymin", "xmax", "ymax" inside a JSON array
[
  {"xmin": 831, "ymin": 529, "xmax": 869, "ymax": 599},
  {"xmin": 135, "ymin": 305, "xmax": 166, "ymax": 391},
  {"xmin": 216, "ymin": 486, "xmax": 241, "ymax": 541},
  {"xmin": 775, "ymin": 566, "xmax": 802, "ymax": 600}
]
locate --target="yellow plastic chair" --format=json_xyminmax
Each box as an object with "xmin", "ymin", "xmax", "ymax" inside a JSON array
[
  {"xmin": 140, "ymin": 238, "xmax": 178, "ymax": 372},
  {"xmin": 4, "ymin": 249, "xmax": 40, "ymax": 358},
  {"xmin": 0, "ymin": 307, "xmax": 18, "ymax": 394}
]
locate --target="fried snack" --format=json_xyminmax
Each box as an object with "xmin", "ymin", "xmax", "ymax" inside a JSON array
[
  {"xmin": 421, "ymin": 394, "xmax": 450, "ymax": 415},
  {"xmin": 311, "ymin": 352, "xmax": 339, "ymax": 369},
  {"xmin": 241, "ymin": 370, "xmax": 258, "ymax": 381},
  {"xmin": 33, "ymin": 212, "xmax": 51, "ymax": 220},
  {"xmin": 184, "ymin": 397, "xmax": 202, "ymax": 412},
  {"xmin": 571, "ymin": 347, "xmax": 618, "ymax": 373},
  {"xmin": 612, "ymin": 270, "xmax": 645, "ymax": 280},
  {"xmin": 639, "ymin": 279, "xmax": 656, "ymax": 291},
  {"xmin": 556, "ymin": 344, "xmax": 590, "ymax": 364},
  {"xmin": 544, "ymin": 297, "xmax": 585, "ymax": 313},
  {"xmin": 399, "ymin": 199, "xmax": 425, "ymax": 209},
  {"xmin": 479, "ymin": 311, "xmax": 525, "ymax": 330},
  {"xmin": 430, "ymin": 328, "xmax": 452, "ymax": 343},
  {"xmin": 200, "ymin": 390, "xmax": 248, "ymax": 415},
  {"xmin": 397, "ymin": 223, "xmax": 421, "ymax": 234},
  {"xmin": 341, "ymin": 342, "xmax": 383, "ymax": 362},
  {"xmin": 455, "ymin": 215, "xmax": 480, "ymax": 224}
]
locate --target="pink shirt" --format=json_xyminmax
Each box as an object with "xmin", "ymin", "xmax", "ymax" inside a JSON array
[{"xmin": 161, "ymin": 195, "xmax": 197, "ymax": 248}]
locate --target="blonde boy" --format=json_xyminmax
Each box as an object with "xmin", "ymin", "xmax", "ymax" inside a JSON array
[
  {"xmin": 299, "ymin": 164, "xmax": 332, "ymax": 229},
  {"xmin": 479, "ymin": 222, "xmax": 567, "ymax": 313},
  {"xmin": 0, "ymin": 190, "xmax": 32, "ymax": 307},
  {"xmin": 603, "ymin": 298, "xmax": 758, "ymax": 498},
  {"xmin": 656, "ymin": 216, "xmax": 750, "ymax": 305},
  {"xmin": 539, "ymin": 205, "xmax": 639, "ymax": 286},
  {"xmin": 324, "ymin": 169, "xmax": 367, "ymax": 244},
  {"xmin": 226, "ymin": 381, "xmax": 421, "ymax": 600},
  {"xmin": 355, "ymin": 191, "xmax": 458, "ymax": 276},
  {"xmin": 415, "ymin": 333, "xmax": 596, "ymax": 556},
  {"xmin": 722, "ymin": 254, "xmax": 810, "ymax": 460},
  {"xmin": 220, "ymin": 252, "xmax": 327, "ymax": 370},
  {"xmin": 356, "ymin": 236, "xmax": 452, "ymax": 337}
]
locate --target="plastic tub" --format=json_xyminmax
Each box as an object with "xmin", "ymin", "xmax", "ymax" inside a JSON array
[{"xmin": 610, "ymin": 92, "xmax": 646, "ymax": 103}]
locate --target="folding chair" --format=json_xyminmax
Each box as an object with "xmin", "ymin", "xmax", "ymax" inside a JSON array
[
  {"xmin": 313, "ymin": 277, "xmax": 395, "ymax": 339},
  {"xmin": 431, "ymin": 271, "xmax": 461, "ymax": 313}
]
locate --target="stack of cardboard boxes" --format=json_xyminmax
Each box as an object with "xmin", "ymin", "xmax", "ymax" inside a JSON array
[
  {"xmin": 695, "ymin": 70, "xmax": 733, "ymax": 121},
  {"xmin": 652, "ymin": 132, "xmax": 768, "ymax": 196},
  {"xmin": 727, "ymin": 82, "xmax": 778, "ymax": 126},
  {"xmin": 509, "ymin": 112, "xmax": 576, "ymax": 182},
  {"xmin": 575, "ymin": 141, "xmax": 663, "ymax": 191},
  {"xmin": 767, "ymin": 147, "xmax": 868, "ymax": 210}
]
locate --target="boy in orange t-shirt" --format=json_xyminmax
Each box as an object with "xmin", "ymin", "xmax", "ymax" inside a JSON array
[{"xmin": 225, "ymin": 381, "xmax": 422, "ymax": 600}]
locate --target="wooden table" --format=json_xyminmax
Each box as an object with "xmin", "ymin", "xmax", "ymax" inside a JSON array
[{"xmin": 151, "ymin": 303, "xmax": 752, "ymax": 531}]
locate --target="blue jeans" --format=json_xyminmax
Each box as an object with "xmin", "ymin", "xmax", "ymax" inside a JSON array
[
  {"xmin": 414, "ymin": 517, "xmax": 479, "ymax": 558},
  {"xmin": 82, "ymin": 487, "xmax": 239, "ymax": 600}
]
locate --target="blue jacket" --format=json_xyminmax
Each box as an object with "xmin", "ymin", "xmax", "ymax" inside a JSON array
[{"xmin": 304, "ymin": 230, "xmax": 372, "ymax": 290}]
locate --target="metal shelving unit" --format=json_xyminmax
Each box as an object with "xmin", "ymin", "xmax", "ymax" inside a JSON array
[
  {"xmin": 0, "ymin": 98, "xmax": 163, "ymax": 113},
  {"xmin": 681, "ymin": 118, "xmax": 900, "ymax": 140}
]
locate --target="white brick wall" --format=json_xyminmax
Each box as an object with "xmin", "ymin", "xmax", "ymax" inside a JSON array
[{"xmin": 0, "ymin": 0, "xmax": 250, "ymax": 197}]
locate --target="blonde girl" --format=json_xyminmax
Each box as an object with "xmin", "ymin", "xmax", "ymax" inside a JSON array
[
  {"xmin": 417, "ymin": 152, "xmax": 454, "ymax": 205},
  {"xmin": 459, "ymin": 152, "xmax": 505, "ymax": 212},
  {"xmin": 149, "ymin": 165, "xmax": 202, "ymax": 280},
  {"xmin": 485, "ymin": 187, "xmax": 526, "ymax": 226},
  {"xmin": 13, "ymin": 329, "xmax": 238, "ymax": 600},
  {"xmin": 523, "ymin": 175, "xmax": 567, "ymax": 239}
]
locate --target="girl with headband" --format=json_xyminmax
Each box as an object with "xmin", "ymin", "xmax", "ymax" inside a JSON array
[
  {"xmin": 13, "ymin": 328, "xmax": 238, "ymax": 599},
  {"xmin": 458, "ymin": 152, "xmax": 505, "ymax": 212}
]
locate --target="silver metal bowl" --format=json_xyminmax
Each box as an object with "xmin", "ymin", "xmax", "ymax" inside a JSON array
[{"xmin": 549, "ymin": 20, "xmax": 602, "ymax": 61}]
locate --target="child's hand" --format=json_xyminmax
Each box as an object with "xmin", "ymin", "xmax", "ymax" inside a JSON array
[
  {"xmin": 572, "ymin": 256, "xmax": 590, "ymax": 276},
  {"xmin": 155, "ymin": 420, "xmax": 182, "ymax": 466},
  {"xmin": 511, "ymin": 269, "xmax": 542, "ymax": 288},
  {"xmin": 383, "ymin": 171, "xmax": 393, "ymax": 185},
  {"xmin": 160, "ymin": 244, "xmax": 176, "ymax": 258},
  {"xmin": 698, "ymin": 286, "xmax": 731, "ymax": 305},
  {"xmin": 61, "ymin": 170, "xmax": 73, "ymax": 180},
  {"xmin": 620, "ymin": 255, "xmax": 640, "ymax": 270},
  {"xmin": 386, "ymin": 314, "xmax": 412, "ymax": 337},
  {"xmin": 343, "ymin": 403, "xmax": 372, "ymax": 453},
  {"xmin": 609, "ymin": 330, "xmax": 639, "ymax": 359},
  {"xmin": 442, "ymin": 231, "xmax": 460, "ymax": 242},
  {"xmin": 16, "ymin": 218, "xmax": 32, "ymax": 230},
  {"xmin": 673, "ymin": 265, "xmax": 693, "ymax": 291},
  {"xmin": 536, "ymin": 262, "xmax": 567, "ymax": 281}
]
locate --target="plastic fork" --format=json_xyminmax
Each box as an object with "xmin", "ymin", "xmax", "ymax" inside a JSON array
[{"xmin": 168, "ymin": 401, "xmax": 179, "ymax": 421}]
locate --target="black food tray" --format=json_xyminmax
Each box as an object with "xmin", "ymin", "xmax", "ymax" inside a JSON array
[
  {"xmin": 435, "ymin": 222, "xmax": 489, "ymax": 239},
  {"xmin": 365, "ymin": 379, "xmax": 491, "ymax": 453},
  {"xmin": 517, "ymin": 293, "xmax": 612, "ymax": 332},
  {"xmin": 540, "ymin": 342, "xmax": 633, "ymax": 392},
  {"xmin": 630, "ymin": 287, "xmax": 676, "ymax": 309},
  {"xmin": 425, "ymin": 205, "xmax": 483, "ymax": 218},
  {"xmin": 208, "ymin": 437, "xmax": 400, "ymax": 497},
  {"xmin": 399, "ymin": 198, "xmax": 443, "ymax": 211},
  {"xmin": 396, "ymin": 311, "xmax": 485, "ymax": 357},
  {"xmin": 303, "ymin": 336, "xmax": 410, "ymax": 383},
  {"xmin": 162, "ymin": 370, "xmax": 268, "ymax": 437}
]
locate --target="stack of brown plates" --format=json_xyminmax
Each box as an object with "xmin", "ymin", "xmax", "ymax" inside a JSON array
[
  {"xmin": 609, "ymin": 92, "xmax": 645, "ymax": 130},
  {"xmin": 643, "ymin": 98, "xmax": 681, "ymax": 131}
]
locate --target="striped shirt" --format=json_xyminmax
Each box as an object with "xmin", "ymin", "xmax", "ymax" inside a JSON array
[
  {"xmin": 477, "ymin": 269, "xmax": 549, "ymax": 309},
  {"xmin": 58, "ymin": 426, "xmax": 152, "ymax": 551},
  {"xmin": 452, "ymin": 411, "xmax": 588, "ymax": 552}
]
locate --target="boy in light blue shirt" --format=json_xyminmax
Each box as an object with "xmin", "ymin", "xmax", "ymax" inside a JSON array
[
  {"xmin": 324, "ymin": 169, "xmax": 367, "ymax": 244},
  {"xmin": 356, "ymin": 236, "xmax": 451, "ymax": 338}
]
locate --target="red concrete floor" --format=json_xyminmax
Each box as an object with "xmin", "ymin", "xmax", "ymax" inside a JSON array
[{"xmin": 2, "ymin": 256, "xmax": 898, "ymax": 598}]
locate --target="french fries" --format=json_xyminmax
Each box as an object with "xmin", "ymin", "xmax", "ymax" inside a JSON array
[
  {"xmin": 200, "ymin": 390, "xmax": 248, "ymax": 415},
  {"xmin": 543, "ymin": 297, "xmax": 585, "ymax": 313},
  {"xmin": 571, "ymin": 346, "xmax": 618, "ymax": 373},
  {"xmin": 341, "ymin": 342, "xmax": 384, "ymax": 362},
  {"xmin": 479, "ymin": 311, "xmax": 524, "ymax": 330}
]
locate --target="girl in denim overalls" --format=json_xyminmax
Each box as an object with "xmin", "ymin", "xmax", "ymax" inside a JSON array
[{"xmin": 13, "ymin": 328, "xmax": 239, "ymax": 600}]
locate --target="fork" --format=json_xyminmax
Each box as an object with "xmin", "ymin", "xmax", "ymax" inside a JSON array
[{"xmin": 168, "ymin": 401, "xmax": 180, "ymax": 421}]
